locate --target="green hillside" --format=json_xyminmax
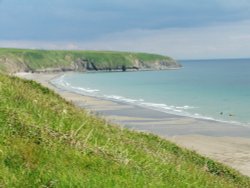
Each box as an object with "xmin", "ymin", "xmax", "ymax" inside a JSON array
[
  {"xmin": 0, "ymin": 74, "xmax": 249, "ymax": 187},
  {"xmin": 0, "ymin": 48, "xmax": 180, "ymax": 73}
]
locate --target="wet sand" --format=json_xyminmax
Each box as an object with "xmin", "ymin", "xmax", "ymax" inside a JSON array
[{"xmin": 16, "ymin": 72, "xmax": 250, "ymax": 176}]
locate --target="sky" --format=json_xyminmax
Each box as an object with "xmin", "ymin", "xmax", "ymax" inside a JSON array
[{"xmin": 0, "ymin": 0, "xmax": 250, "ymax": 59}]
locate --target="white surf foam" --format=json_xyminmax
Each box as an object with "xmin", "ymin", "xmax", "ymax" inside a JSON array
[{"xmin": 51, "ymin": 75, "xmax": 100, "ymax": 94}]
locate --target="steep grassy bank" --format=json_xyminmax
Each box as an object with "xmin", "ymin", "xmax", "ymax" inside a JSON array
[
  {"xmin": 0, "ymin": 74, "xmax": 249, "ymax": 187},
  {"xmin": 0, "ymin": 48, "xmax": 180, "ymax": 73}
]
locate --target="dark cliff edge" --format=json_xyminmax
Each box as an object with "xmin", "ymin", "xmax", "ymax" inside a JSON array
[{"xmin": 0, "ymin": 48, "xmax": 181, "ymax": 73}]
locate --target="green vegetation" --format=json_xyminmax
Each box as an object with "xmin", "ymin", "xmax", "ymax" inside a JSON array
[
  {"xmin": 0, "ymin": 74, "xmax": 249, "ymax": 187},
  {"xmin": 0, "ymin": 48, "xmax": 179, "ymax": 73}
]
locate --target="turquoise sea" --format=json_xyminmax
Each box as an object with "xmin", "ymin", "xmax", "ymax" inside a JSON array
[{"xmin": 51, "ymin": 59, "xmax": 250, "ymax": 126}]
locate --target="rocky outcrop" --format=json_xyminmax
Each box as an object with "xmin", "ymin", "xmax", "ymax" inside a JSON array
[{"xmin": 68, "ymin": 58, "xmax": 181, "ymax": 72}]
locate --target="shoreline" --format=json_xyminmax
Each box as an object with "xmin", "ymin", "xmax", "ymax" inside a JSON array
[
  {"xmin": 50, "ymin": 71, "xmax": 249, "ymax": 129},
  {"xmin": 15, "ymin": 72, "xmax": 250, "ymax": 176}
]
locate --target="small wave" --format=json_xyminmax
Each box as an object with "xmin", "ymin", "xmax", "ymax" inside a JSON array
[
  {"xmin": 71, "ymin": 86, "xmax": 100, "ymax": 93},
  {"xmin": 51, "ymin": 75, "xmax": 100, "ymax": 94},
  {"xmin": 140, "ymin": 102, "xmax": 197, "ymax": 113},
  {"xmin": 186, "ymin": 113, "xmax": 249, "ymax": 127},
  {"xmin": 176, "ymin": 105, "xmax": 196, "ymax": 110},
  {"xmin": 141, "ymin": 102, "xmax": 168, "ymax": 108},
  {"xmin": 173, "ymin": 109, "xmax": 183, "ymax": 112},
  {"xmin": 104, "ymin": 95, "xmax": 138, "ymax": 103}
]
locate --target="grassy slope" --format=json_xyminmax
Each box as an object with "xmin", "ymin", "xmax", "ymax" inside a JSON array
[
  {"xmin": 0, "ymin": 74, "xmax": 249, "ymax": 187},
  {"xmin": 0, "ymin": 48, "xmax": 176, "ymax": 72}
]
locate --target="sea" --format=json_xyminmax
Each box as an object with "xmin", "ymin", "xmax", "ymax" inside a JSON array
[{"xmin": 51, "ymin": 58, "xmax": 250, "ymax": 126}]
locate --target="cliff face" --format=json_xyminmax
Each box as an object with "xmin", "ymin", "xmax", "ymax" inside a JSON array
[
  {"xmin": 65, "ymin": 58, "xmax": 180, "ymax": 72},
  {"xmin": 0, "ymin": 48, "xmax": 181, "ymax": 73}
]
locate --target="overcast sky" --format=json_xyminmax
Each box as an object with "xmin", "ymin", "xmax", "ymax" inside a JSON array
[{"xmin": 0, "ymin": 0, "xmax": 250, "ymax": 59}]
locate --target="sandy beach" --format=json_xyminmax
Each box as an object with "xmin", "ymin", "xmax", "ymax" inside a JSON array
[{"xmin": 16, "ymin": 72, "xmax": 250, "ymax": 176}]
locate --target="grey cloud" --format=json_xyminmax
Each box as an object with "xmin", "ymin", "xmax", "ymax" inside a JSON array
[{"xmin": 0, "ymin": 0, "xmax": 250, "ymax": 42}]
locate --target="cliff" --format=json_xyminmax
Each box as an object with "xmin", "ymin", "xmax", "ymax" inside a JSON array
[{"xmin": 0, "ymin": 48, "xmax": 181, "ymax": 73}]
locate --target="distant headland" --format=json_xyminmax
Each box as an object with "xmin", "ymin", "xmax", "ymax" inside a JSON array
[{"xmin": 0, "ymin": 48, "xmax": 181, "ymax": 74}]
